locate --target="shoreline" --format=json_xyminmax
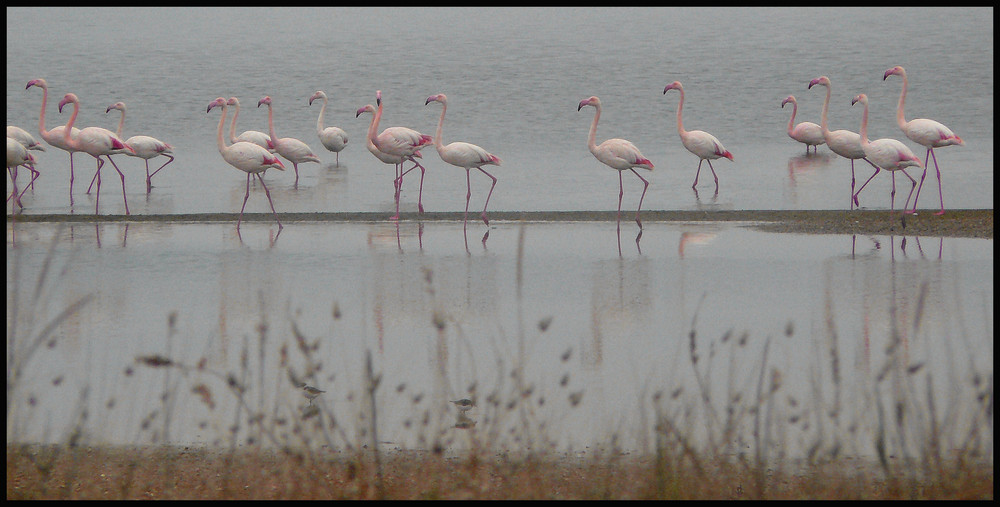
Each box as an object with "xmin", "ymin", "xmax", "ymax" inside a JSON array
[{"xmin": 7, "ymin": 209, "xmax": 993, "ymax": 239}]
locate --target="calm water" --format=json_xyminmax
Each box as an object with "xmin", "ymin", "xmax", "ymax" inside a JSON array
[
  {"xmin": 6, "ymin": 8, "xmax": 994, "ymax": 458},
  {"xmin": 6, "ymin": 7, "xmax": 994, "ymax": 216}
]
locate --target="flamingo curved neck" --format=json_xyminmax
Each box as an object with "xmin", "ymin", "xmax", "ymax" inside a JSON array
[
  {"xmin": 216, "ymin": 103, "xmax": 229, "ymax": 154},
  {"xmin": 785, "ymin": 100, "xmax": 797, "ymax": 135},
  {"xmin": 674, "ymin": 88, "xmax": 686, "ymax": 135},
  {"xmin": 229, "ymin": 102, "xmax": 240, "ymax": 144},
  {"xmin": 894, "ymin": 71, "xmax": 909, "ymax": 130},
  {"xmin": 587, "ymin": 103, "xmax": 601, "ymax": 155},
  {"xmin": 63, "ymin": 101, "xmax": 80, "ymax": 148},
  {"xmin": 114, "ymin": 110, "xmax": 125, "ymax": 138},
  {"xmin": 316, "ymin": 96, "xmax": 328, "ymax": 134},
  {"xmin": 858, "ymin": 100, "xmax": 869, "ymax": 146},
  {"xmin": 37, "ymin": 84, "xmax": 50, "ymax": 135},
  {"xmin": 265, "ymin": 103, "xmax": 278, "ymax": 143},
  {"xmin": 434, "ymin": 100, "xmax": 447, "ymax": 154},
  {"xmin": 819, "ymin": 84, "xmax": 831, "ymax": 134}
]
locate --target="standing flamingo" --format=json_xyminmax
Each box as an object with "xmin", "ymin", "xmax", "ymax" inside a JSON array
[
  {"xmin": 356, "ymin": 104, "xmax": 425, "ymax": 220},
  {"xmin": 6, "ymin": 127, "xmax": 43, "ymax": 191},
  {"xmin": 883, "ymin": 65, "xmax": 964, "ymax": 215},
  {"xmin": 7, "ymin": 137, "xmax": 37, "ymax": 210},
  {"xmin": 207, "ymin": 97, "xmax": 286, "ymax": 229},
  {"xmin": 369, "ymin": 90, "xmax": 434, "ymax": 214},
  {"xmin": 425, "ymin": 93, "xmax": 501, "ymax": 228},
  {"xmin": 26, "ymin": 78, "xmax": 82, "ymax": 199},
  {"xmin": 57, "ymin": 93, "xmax": 134, "ymax": 215},
  {"xmin": 257, "ymin": 96, "xmax": 321, "ymax": 185},
  {"xmin": 227, "ymin": 97, "xmax": 275, "ymax": 152},
  {"xmin": 106, "ymin": 102, "xmax": 174, "ymax": 193},
  {"xmin": 577, "ymin": 96, "xmax": 654, "ymax": 232},
  {"xmin": 781, "ymin": 95, "xmax": 824, "ymax": 154},
  {"xmin": 308, "ymin": 91, "xmax": 348, "ymax": 166},
  {"xmin": 851, "ymin": 93, "xmax": 923, "ymax": 219},
  {"xmin": 662, "ymin": 81, "xmax": 733, "ymax": 193},
  {"xmin": 808, "ymin": 76, "xmax": 882, "ymax": 209}
]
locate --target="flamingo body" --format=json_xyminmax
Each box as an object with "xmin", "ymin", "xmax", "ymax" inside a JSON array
[
  {"xmin": 781, "ymin": 95, "xmax": 824, "ymax": 153},
  {"xmin": 363, "ymin": 90, "xmax": 433, "ymax": 216},
  {"xmin": 662, "ymin": 81, "xmax": 732, "ymax": 192},
  {"xmin": 309, "ymin": 91, "xmax": 348, "ymax": 165},
  {"xmin": 106, "ymin": 101, "xmax": 174, "ymax": 192},
  {"xmin": 852, "ymin": 93, "xmax": 923, "ymax": 217},
  {"xmin": 7, "ymin": 126, "xmax": 46, "ymax": 152},
  {"xmin": 884, "ymin": 65, "xmax": 964, "ymax": 215},
  {"xmin": 356, "ymin": 103, "xmax": 426, "ymax": 219},
  {"xmin": 7, "ymin": 137, "xmax": 37, "ymax": 211},
  {"xmin": 258, "ymin": 96, "xmax": 321, "ymax": 184}
]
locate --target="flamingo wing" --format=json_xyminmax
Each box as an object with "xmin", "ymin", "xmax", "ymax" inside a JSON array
[
  {"xmin": 319, "ymin": 127, "xmax": 348, "ymax": 152},
  {"xmin": 276, "ymin": 137, "xmax": 321, "ymax": 164},
  {"xmin": 223, "ymin": 142, "xmax": 284, "ymax": 173},
  {"xmin": 596, "ymin": 139, "xmax": 653, "ymax": 170},
  {"xmin": 375, "ymin": 126, "xmax": 431, "ymax": 155},
  {"xmin": 125, "ymin": 135, "xmax": 172, "ymax": 159},
  {"xmin": 904, "ymin": 118, "xmax": 964, "ymax": 148},
  {"xmin": 440, "ymin": 141, "xmax": 500, "ymax": 168},
  {"xmin": 790, "ymin": 122, "xmax": 825, "ymax": 145},
  {"xmin": 683, "ymin": 130, "xmax": 731, "ymax": 160}
]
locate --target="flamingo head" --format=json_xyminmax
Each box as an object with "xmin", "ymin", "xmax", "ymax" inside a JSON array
[
  {"xmin": 851, "ymin": 93, "xmax": 868, "ymax": 107},
  {"xmin": 577, "ymin": 96, "xmax": 600, "ymax": 111},
  {"xmin": 257, "ymin": 96, "xmax": 272, "ymax": 108},
  {"xmin": 106, "ymin": 102, "xmax": 126, "ymax": 114},
  {"xmin": 781, "ymin": 96, "xmax": 796, "ymax": 108},
  {"xmin": 308, "ymin": 91, "xmax": 325, "ymax": 106},
  {"xmin": 663, "ymin": 81, "xmax": 683, "ymax": 94},
  {"xmin": 375, "ymin": 90, "xmax": 382, "ymax": 107},
  {"xmin": 227, "ymin": 97, "xmax": 240, "ymax": 107},
  {"xmin": 26, "ymin": 78, "xmax": 48, "ymax": 90},
  {"xmin": 808, "ymin": 76, "xmax": 830, "ymax": 89},
  {"xmin": 207, "ymin": 97, "xmax": 226, "ymax": 113},
  {"xmin": 58, "ymin": 93, "xmax": 79, "ymax": 113},
  {"xmin": 425, "ymin": 93, "xmax": 446, "ymax": 106},
  {"xmin": 883, "ymin": 65, "xmax": 905, "ymax": 81},
  {"xmin": 356, "ymin": 104, "xmax": 375, "ymax": 118}
]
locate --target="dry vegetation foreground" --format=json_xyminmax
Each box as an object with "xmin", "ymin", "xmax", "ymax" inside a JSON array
[{"xmin": 6, "ymin": 444, "xmax": 993, "ymax": 500}]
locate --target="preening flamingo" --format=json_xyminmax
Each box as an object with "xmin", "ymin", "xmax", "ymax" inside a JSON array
[
  {"xmin": 7, "ymin": 136, "xmax": 37, "ymax": 210},
  {"xmin": 6, "ymin": 127, "xmax": 43, "ymax": 191},
  {"xmin": 308, "ymin": 91, "xmax": 348, "ymax": 166},
  {"xmin": 227, "ymin": 97, "xmax": 275, "ymax": 152},
  {"xmin": 207, "ymin": 97, "xmax": 286, "ymax": 229},
  {"xmin": 57, "ymin": 93, "xmax": 134, "ymax": 215},
  {"xmin": 883, "ymin": 65, "xmax": 964, "ymax": 215},
  {"xmin": 808, "ymin": 76, "xmax": 882, "ymax": 209},
  {"xmin": 781, "ymin": 95, "xmax": 824, "ymax": 154},
  {"xmin": 26, "ymin": 78, "xmax": 82, "ymax": 198},
  {"xmin": 257, "ymin": 96, "xmax": 321, "ymax": 185},
  {"xmin": 851, "ymin": 93, "xmax": 923, "ymax": 218},
  {"xmin": 106, "ymin": 102, "xmax": 174, "ymax": 192},
  {"xmin": 355, "ymin": 103, "xmax": 425, "ymax": 220},
  {"xmin": 577, "ymin": 96, "xmax": 654, "ymax": 231},
  {"xmin": 662, "ymin": 81, "xmax": 733, "ymax": 193},
  {"xmin": 369, "ymin": 90, "xmax": 433, "ymax": 214},
  {"xmin": 425, "ymin": 93, "xmax": 501, "ymax": 228}
]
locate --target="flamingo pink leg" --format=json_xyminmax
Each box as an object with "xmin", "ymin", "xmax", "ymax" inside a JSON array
[
  {"xmin": 905, "ymin": 148, "xmax": 946, "ymax": 215},
  {"xmin": 146, "ymin": 154, "xmax": 174, "ymax": 192},
  {"xmin": 477, "ymin": 167, "xmax": 498, "ymax": 226},
  {"xmin": 631, "ymin": 168, "xmax": 650, "ymax": 229}
]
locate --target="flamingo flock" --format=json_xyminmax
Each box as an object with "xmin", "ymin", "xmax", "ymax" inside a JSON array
[{"xmin": 7, "ymin": 67, "xmax": 967, "ymax": 235}]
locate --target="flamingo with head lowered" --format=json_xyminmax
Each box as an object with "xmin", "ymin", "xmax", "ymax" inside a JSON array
[
  {"xmin": 258, "ymin": 95, "xmax": 321, "ymax": 186},
  {"xmin": 207, "ymin": 97, "xmax": 286, "ymax": 230},
  {"xmin": 106, "ymin": 101, "xmax": 174, "ymax": 193},
  {"xmin": 26, "ymin": 78, "xmax": 82, "ymax": 199},
  {"xmin": 578, "ymin": 95, "xmax": 654, "ymax": 232},
  {"xmin": 662, "ymin": 81, "xmax": 733, "ymax": 193},
  {"xmin": 425, "ymin": 93, "xmax": 501, "ymax": 229},
  {"xmin": 851, "ymin": 93, "xmax": 923, "ymax": 220},
  {"xmin": 781, "ymin": 95, "xmax": 824, "ymax": 154},
  {"xmin": 58, "ymin": 93, "xmax": 134, "ymax": 215},
  {"xmin": 309, "ymin": 90, "xmax": 348, "ymax": 166},
  {"xmin": 883, "ymin": 65, "xmax": 964, "ymax": 215}
]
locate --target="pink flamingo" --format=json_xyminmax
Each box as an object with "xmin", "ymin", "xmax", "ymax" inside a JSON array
[
  {"xmin": 26, "ymin": 78, "xmax": 82, "ymax": 198},
  {"xmin": 7, "ymin": 137, "xmax": 37, "ymax": 210},
  {"xmin": 207, "ymin": 97, "xmax": 286, "ymax": 229},
  {"xmin": 6, "ymin": 126, "xmax": 43, "ymax": 191},
  {"xmin": 58, "ymin": 93, "xmax": 134, "ymax": 215},
  {"xmin": 257, "ymin": 96, "xmax": 321, "ymax": 185},
  {"xmin": 883, "ymin": 65, "xmax": 964, "ymax": 215},
  {"xmin": 369, "ymin": 90, "xmax": 434, "ymax": 214},
  {"xmin": 308, "ymin": 91, "xmax": 349, "ymax": 166},
  {"xmin": 227, "ymin": 97, "xmax": 275, "ymax": 152},
  {"xmin": 808, "ymin": 76, "xmax": 882, "ymax": 209},
  {"xmin": 781, "ymin": 95, "xmax": 824, "ymax": 154},
  {"xmin": 851, "ymin": 93, "xmax": 923, "ymax": 219},
  {"xmin": 662, "ymin": 81, "xmax": 733, "ymax": 193},
  {"xmin": 355, "ymin": 104, "xmax": 425, "ymax": 220},
  {"xmin": 577, "ymin": 96, "xmax": 654, "ymax": 231},
  {"xmin": 106, "ymin": 102, "xmax": 174, "ymax": 193},
  {"xmin": 425, "ymin": 93, "xmax": 501, "ymax": 228}
]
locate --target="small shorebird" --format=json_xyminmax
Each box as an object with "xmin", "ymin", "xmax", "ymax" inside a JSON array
[
  {"xmin": 298, "ymin": 383, "xmax": 326, "ymax": 405},
  {"xmin": 451, "ymin": 398, "xmax": 475, "ymax": 412}
]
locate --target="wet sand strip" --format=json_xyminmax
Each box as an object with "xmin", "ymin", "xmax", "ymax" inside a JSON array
[{"xmin": 8, "ymin": 209, "xmax": 993, "ymax": 239}]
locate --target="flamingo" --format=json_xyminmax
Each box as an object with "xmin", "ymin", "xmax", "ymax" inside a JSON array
[
  {"xmin": 106, "ymin": 102, "xmax": 174, "ymax": 193},
  {"xmin": 6, "ymin": 127, "xmax": 43, "ymax": 191},
  {"xmin": 57, "ymin": 93, "xmax": 134, "ymax": 215},
  {"xmin": 883, "ymin": 65, "xmax": 965, "ymax": 215},
  {"xmin": 227, "ymin": 97, "xmax": 275, "ymax": 152},
  {"xmin": 781, "ymin": 95, "xmax": 824, "ymax": 154},
  {"xmin": 257, "ymin": 96, "xmax": 321, "ymax": 185},
  {"xmin": 355, "ymin": 104, "xmax": 425, "ymax": 220},
  {"xmin": 577, "ymin": 96, "xmax": 654, "ymax": 232},
  {"xmin": 7, "ymin": 136, "xmax": 37, "ymax": 210},
  {"xmin": 808, "ymin": 76, "xmax": 882, "ymax": 209},
  {"xmin": 851, "ymin": 93, "xmax": 923, "ymax": 219},
  {"xmin": 662, "ymin": 81, "xmax": 733, "ymax": 193},
  {"xmin": 207, "ymin": 97, "xmax": 286, "ymax": 229},
  {"xmin": 425, "ymin": 93, "xmax": 501, "ymax": 228},
  {"xmin": 308, "ymin": 91, "xmax": 348, "ymax": 166},
  {"xmin": 369, "ymin": 90, "xmax": 434, "ymax": 214},
  {"xmin": 26, "ymin": 78, "xmax": 82, "ymax": 198}
]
